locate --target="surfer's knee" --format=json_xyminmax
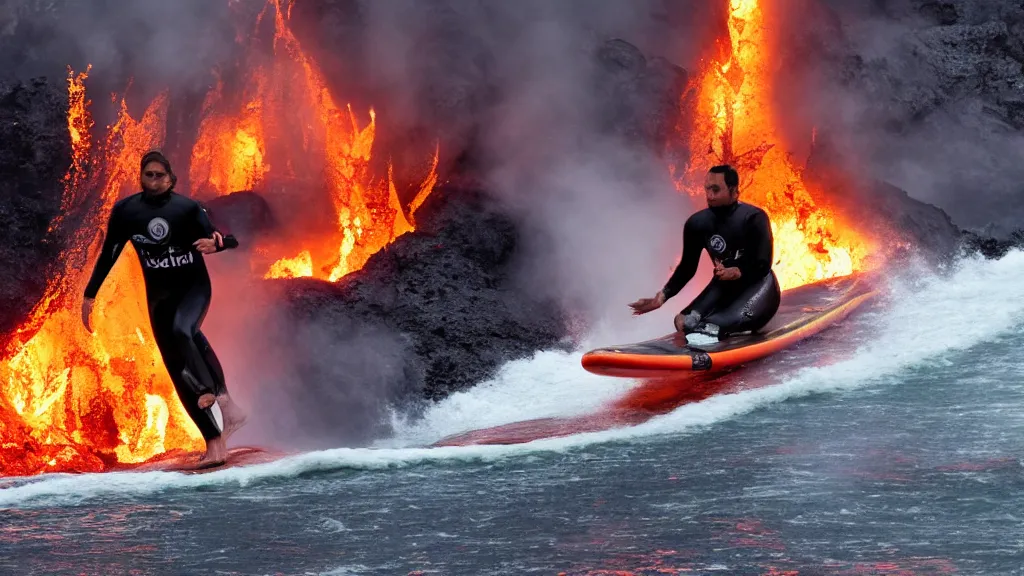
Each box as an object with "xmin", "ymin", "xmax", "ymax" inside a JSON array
[{"xmin": 749, "ymin": 272, "xmax": 782, "ymax": 320}]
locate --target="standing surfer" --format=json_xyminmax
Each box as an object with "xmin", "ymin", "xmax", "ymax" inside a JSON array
[
  {"xmin": 81, "ymin": 150, "xmax": 247, "ymax": 468},
  {"xmin": 629, "ymin": 164, "xmax": 781, "ymax": 339}
]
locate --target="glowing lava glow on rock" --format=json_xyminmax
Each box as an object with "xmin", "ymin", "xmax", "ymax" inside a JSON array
[
  {"xmin": 1, "ymin": 0, "xmax": 437, "ymax": 476},
  {"xmin": 678, "ymin": 0, "xmax": 874, "ymax": 290}
]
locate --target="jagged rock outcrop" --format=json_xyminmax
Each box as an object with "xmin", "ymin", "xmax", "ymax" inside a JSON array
[{"xmin": 240, "ymin": 186, "xmax": 567, "ymax": 445}]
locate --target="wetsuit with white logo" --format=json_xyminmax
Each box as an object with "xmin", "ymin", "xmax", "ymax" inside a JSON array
[
  {"xmin": 662, "ymin": 201, "xmax": 781, "ymax": 338},
  {"xmin": 84, "ymin": 190, "xmax": 238, "ymax": 440}
]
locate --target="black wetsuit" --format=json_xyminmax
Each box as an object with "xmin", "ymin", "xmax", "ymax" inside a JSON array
[
  {"xmin": 84, "ymin": 190, "xmax": 238, "ymax": 441},
  {"xmin": 662, "ymin": 201, "xmax": 781, "ymax": 338}
]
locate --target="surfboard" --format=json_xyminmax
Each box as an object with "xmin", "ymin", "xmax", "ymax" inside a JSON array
[
  {"xmin": 581, "ymin": 273, "xmax": 878, "ymax": 378},
  {"xmin": 434, "ymin": 274, "xmax": 878, "ymax": 448},
  {"xmin": 109, "ymin": 446, "xmax": 285, "ymax": 474}
]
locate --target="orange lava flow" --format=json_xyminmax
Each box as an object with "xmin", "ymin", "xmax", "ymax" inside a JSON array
[
  {"xmin": 2, "ymin": 0, "xmax": 439, "ymax": 477},
  {"xmin": 678, "ymin": 0, "xmax": 874, "ymax": 290},
  {"xmin": 190, "ymin": 0, "xmax": 438, "ymax": 282},
  {"xmin": 46, "ymin": 65, "xmax": 95, "ymax": 235}
]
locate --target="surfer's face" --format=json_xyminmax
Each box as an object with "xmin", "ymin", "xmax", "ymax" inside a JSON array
[
  {"xmin": 704, "ymin": 172, "xmax": 736, "ymax": 208},
  {"xmin": 141, "ymin": 161, "xmax": 172, "ymax": 194}
]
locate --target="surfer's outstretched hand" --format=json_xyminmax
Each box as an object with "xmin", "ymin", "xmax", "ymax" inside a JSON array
[{"xmin": 629, "ymin": 291, "xmax": 666, "ymax": 315}]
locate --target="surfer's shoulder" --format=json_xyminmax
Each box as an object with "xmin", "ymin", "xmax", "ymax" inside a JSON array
[
  {"xmin": 111, "ymin": 193, "xmax": 143, "ymax": 213},
  {"xmin": 737, "ymin": 202, "xmax": 770, "ymax": 222},
  {"xmin": 685, "ymin": 207, "xmax": 715, "ymax": 228}
]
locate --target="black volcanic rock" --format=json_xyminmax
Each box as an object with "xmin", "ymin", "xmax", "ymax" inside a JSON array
[
  {"xmin": 802, "ymin": 0, "xmax": 1024, "ymax": 232},
  {"xmin": 202, "ymin": 191, "xmax": 276, "ymax": 241},
  {"xmin": 804, "ymin": 134, "xmax": 963, "ymax": 262},
  {"xmin": 593, "ymin": 38, "xmax": 688, "ymax": 151},
  {"xmin": 960, "ymin": 228, "xmax": 1024, "ymax": 259},
  {"xmin": 0, "ymin": 77, "xmax": 68, "ymax": 347},
  {"xmin": 277, "ymin": 186, "xmax": 569, "ymax": 408},
  {"xmin": 805, "ymin": 130, "xmax": 1024, "ymax": 264}
]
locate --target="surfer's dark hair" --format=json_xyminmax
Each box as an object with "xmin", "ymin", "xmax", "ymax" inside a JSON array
[{"xmin": 709, "ymin": 164, "xmax": 739, "ymax": 191}]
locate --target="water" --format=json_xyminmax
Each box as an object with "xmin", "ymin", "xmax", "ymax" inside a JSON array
[{"xmin": 4, "ymin": 251, "xmax": 1024, "ymax": 575}]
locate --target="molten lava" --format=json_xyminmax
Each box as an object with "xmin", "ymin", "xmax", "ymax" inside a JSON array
[
  {"xmin": 679, "ymin": 0, "xmax": 873, "ymax": 290},
  {"xmin": 1, "ymin": 0, "xmax": 437, "ymax": 476},
  {"xmin": 190, "ymin": 0, "xmax": 438, "ymax": 282}
]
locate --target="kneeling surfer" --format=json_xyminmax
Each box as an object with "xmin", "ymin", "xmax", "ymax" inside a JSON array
[
  {"xmin": 81, "ymin": 150, "xmax": 247, "ymax": 467},
  {"xmin": 629, "ymin": 164, "xmax": 781, "ymax": 339}
]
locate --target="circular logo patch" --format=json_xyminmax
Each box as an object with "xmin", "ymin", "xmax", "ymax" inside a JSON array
[
  {"xmin": 708, "ymin": 234, "xmax": 727, "ymax": 254},
  {"xmin": 147, "ymin": 217, "xmax": 170, "ymax": 242}
]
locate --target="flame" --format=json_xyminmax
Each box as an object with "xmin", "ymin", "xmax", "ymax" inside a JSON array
[
  {"xmin": 266, "ymin": 250, "xmax": 313, "ymax": 279},
  {"xmin": 46, "ymin": 65, "xmax": 95, "ymax": 235},
  {"xmin": 189, "ymin": 75, "xmax": 270, "ymax": 195},
  {"xmin": 678, "ymin": 0, "xmax": 874, "ymax": 290},
  {"xmin": 65, "ymin": 65, "xmax": 93, "ymax": 190},
  {"xmin": 2, "ymin": 0, "xmax": 439, "ymax": 476},
  {"xmin": 188, "ymin": 0, "xmax": 438, "ymax": 282}
]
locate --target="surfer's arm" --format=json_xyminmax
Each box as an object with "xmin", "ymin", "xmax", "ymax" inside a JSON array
[
  {"xmin": 660, "ymin": 218, "xmax": 702, "ymax": 300},
  {"xmin": 84, "ymin": 206, "xmax": 128, "ymax": 299},
  {"xmin": 736, "ymin": 211, "xmax": 772, "ymax": 280}
]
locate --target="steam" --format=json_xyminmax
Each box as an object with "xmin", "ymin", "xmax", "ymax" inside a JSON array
[
  {"xmin": 1, "ymin": 0, "xmax": 237, "ymax": 88},
  {"xmin": 773, "ymin": 0, "xmax": 1024, "ymax": 236},
  {"xmin": 359, "ymin": 0, "xmax": 715, "ymax": 340},
  {"xmin": 201, "ymin": 263, "xmax": 423, "ymax": 452}
]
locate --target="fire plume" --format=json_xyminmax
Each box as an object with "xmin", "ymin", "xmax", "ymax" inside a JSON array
[
  {"xmin": 679, "ymin": 0, "xmax": 873, "ymax": 290},
  {"xmin": 1, "ymin": 0, "xmax": 438, "ymax": 476},
  {"xmin": 190, "ymin": 0, "xmax": 439, "ymax": 282}
]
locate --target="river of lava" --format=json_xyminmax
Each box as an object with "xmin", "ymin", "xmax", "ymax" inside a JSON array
[{"xmin": 677, "ymin": 0, "xmax": 875, "ymax": 291}]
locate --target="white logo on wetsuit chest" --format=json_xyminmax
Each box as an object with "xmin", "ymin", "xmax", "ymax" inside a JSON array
[
  {"xmin": 147, "ymin": 217, "xmax": 170, "ymax": 242},
  {"xmin": 708, "ymin": 234, "xmax": 727, "ymax": 254}
]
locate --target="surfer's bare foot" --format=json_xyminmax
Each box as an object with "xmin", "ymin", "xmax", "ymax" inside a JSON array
[
  {"xmin": 217, "ymin": 394, "xmax": 248, "ymax": 441},
  {"xmin": 201, "ymin": 436, "xmax": 227, "ymax": 467},
  {"xmin": 198, "ymin": 393, "xmax": 216, "ymax": 409}
]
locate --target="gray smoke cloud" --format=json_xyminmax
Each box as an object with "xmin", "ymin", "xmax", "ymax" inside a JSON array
[
  {"xmin": 776, "ymin": 0, "xmax": 1024, "ymax": 237},
  {"xmin": 1, "ymin": 0, "xmax": 236, "ymax": 87},
  {"xmin": 201, "ymin": 261, "xmax": 422, "ymax": 452},
  {"xmin": 355, "ymin": 0, "xmax": 717, "ymax": 342}
]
